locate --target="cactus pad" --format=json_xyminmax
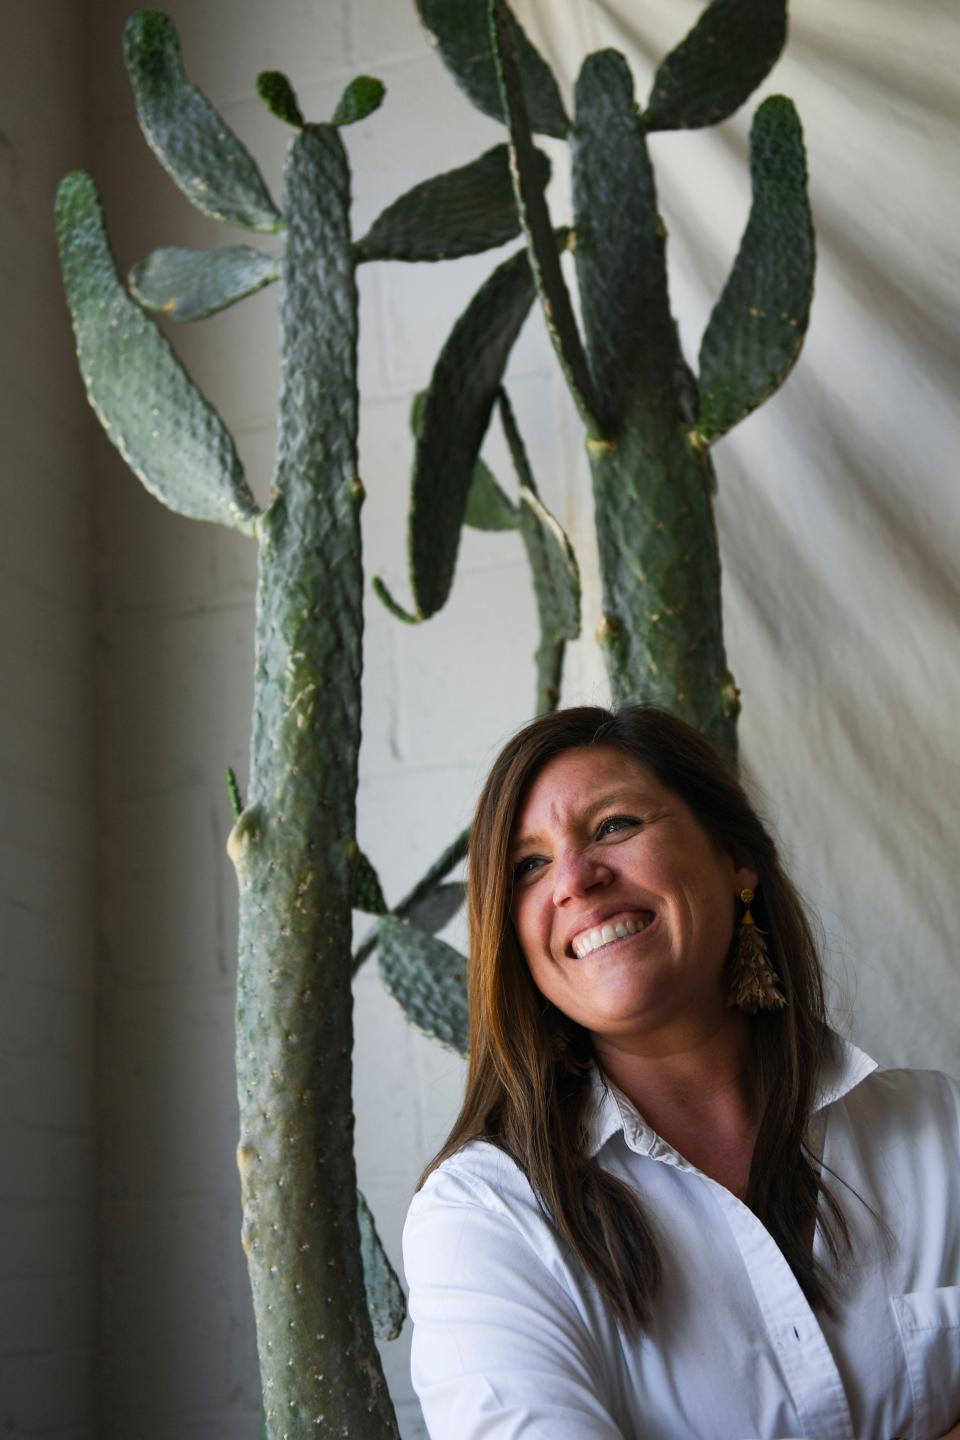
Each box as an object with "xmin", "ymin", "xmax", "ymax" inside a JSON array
[
  {"xmin": 372, "ymin": 576, "xmax": 420, "ymax": 624},
  {"xmin": 256, "ymin": 70, "xmax": 304, "ymax": 128},
  {"xmin": 377, "ymin": 916, "xmax": 468, "ymax": 1056},
  {"xmin": 497, "ymin": 390, "xmax": 580, "ymax": 711},
  {"xmin": 697, "ymin": 95, "xmax": 813, "ymax": 443},
  {"xmin": 408, "ymin": 244, "xmax": 537, "ymax": 618},
  {"xmin": 416, "ymin": 0, "xmax": 568, "ymax": 138},
  {"xmin": 332, "ymin": 75, "xmax": 386, "ymax": 127},
  {"xmin": 55, "ymin": 172, "xmax": 258, "ymax": 532},
  {"xmin": 123, "ymin": 12, "xmax": 281, "ymax": 231},
  {"xmin": 405, "ymin": 882, "xmax": 466, "ymax": 934},
  {"xmin": 356, "ymin": 1189, "xmax": 406, "ymax": 1340},
  {"xmin": 353, "ymin": 849, "xmax": 389, "ymax": 916},
  {"xmin": 355, "ymin": 144, "xmax": 549, "ymax": 264},
  {"xmin": 410, "ymin": 389, "xmax": 518, "ymax": 532},
  {"xmin": 464, "ymin": 461, "xmax": 519, "ymax": 530},
  {"xmin": 129, "ymin": 244, "xmax": 280, "ymax": 321},
  {"xmin": 645, "ymin": 0, "xmax": 787, "ymax": 132},
  {"xmin": 572, "ymin": 50, "xmax": 680, "ymax": 434},
  {"xmin": 518, "ymin": 484, "xmax": 579, "ymax": 648},
  {"xmin": 489, "ymin": 0, "xmax": 599, "ymax": 431}
]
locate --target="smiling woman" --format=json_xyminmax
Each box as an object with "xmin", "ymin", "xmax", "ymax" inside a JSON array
[{"xmin": 403, "ymin": 706, "xmax": 960, "ymax": 1440}]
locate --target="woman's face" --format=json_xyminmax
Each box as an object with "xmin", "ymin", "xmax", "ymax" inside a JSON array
[{"xmin": 509, "ymin": 745, "xmax": 757, "ymax": 1052}]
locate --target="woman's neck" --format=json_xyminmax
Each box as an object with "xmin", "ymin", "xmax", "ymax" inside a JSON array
[{"xmin": 593, "ymin": 1013, "xmax": 760, "ymax": 1196}]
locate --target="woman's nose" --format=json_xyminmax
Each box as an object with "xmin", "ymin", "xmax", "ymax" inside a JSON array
[{"xmin": 552, "ymin": 848, "xmax": 612, "ymax": 906}]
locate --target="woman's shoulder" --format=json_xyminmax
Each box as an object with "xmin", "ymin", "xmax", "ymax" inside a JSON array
[
  {"xmin": 858, "ymin": 1061, "xmax": 958, "ymax": 1104},
  {"xmin": 840, "ymin": 1058, "xmax": 960, "ymax": 1141},
  {"xmin": 406, "ymin": 1139, "xmax": 540, "ymax": 1226},
  {"xmin": 403, "ymin": 1139, "xmax": 582, "ymax": 1299}
]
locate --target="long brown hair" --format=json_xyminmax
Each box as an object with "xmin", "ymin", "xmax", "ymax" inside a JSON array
[{"xmin": 421, "ymin": 706, "xmax": 848, "ymax": 1330}]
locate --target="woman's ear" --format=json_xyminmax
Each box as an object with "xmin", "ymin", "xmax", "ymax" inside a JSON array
[
  {"xmin": 733, "ymin": 860, "xmax": 759, "ymax": 895},
  {"xmin": 727, "ymin": 845, "xmax": 758, "ymax": 894}
]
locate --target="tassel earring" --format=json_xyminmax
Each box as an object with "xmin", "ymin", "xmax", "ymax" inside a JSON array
[{"xmin": 727, "ymin": 887, "xmax": 787, "ymax": 1014}]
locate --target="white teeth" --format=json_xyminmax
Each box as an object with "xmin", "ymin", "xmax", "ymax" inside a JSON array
[{"xmin": 573, "ymin": 912, "xmax": 649, "ymax": 958}]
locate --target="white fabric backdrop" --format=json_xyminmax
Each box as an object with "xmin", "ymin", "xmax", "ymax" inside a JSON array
[{"xmin": 512, "ymin": 0, "xmax": 960, "ymax": 1075}]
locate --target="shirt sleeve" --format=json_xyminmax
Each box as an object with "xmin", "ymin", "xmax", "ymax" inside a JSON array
[{"xmin": 403, "ymin": 1155, "xmax": 628, "ymax": 1440}]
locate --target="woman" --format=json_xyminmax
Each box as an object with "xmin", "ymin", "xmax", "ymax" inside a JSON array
[{"xmin": 403, "ymin": 706, "xmax": 960, "ymax": 1440}]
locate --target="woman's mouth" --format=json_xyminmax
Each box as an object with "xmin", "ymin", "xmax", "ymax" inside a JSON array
[{"xmin": 571, "ymin": 911, "xmax": 655, "ymax": 959}]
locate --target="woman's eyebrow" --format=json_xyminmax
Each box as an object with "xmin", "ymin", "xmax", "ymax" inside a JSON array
[{"xmin": 510, "ymin": 786, "xmax": 653, "ymax": 852}]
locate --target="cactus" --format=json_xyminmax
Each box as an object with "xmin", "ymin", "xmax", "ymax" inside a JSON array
[
  {"xmin": 56, "ymin": 3, "xmax": 813, "ymax": 1436},
  {"xmin": 402, "ymin": 0, "xmax": 814, "ymax": 758},
  {"xmin": 370, "ymin": 0, "xmax": 812, "ymax": 1134}
]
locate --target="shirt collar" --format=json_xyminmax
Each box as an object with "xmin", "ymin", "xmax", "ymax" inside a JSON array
[{"xmin": 585, "ymin": 1029, "xmax": 878, "ymax": 1159}]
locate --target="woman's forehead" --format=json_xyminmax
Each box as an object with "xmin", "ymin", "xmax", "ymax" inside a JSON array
[{"xmin": 511, "ymin": 745, "xmax": 661, "ymax": 838}]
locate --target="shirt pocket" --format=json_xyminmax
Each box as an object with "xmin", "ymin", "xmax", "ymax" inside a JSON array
[{"xmin": 891, "ymin": 1285, "xmax": 960, "ymax": 1440}]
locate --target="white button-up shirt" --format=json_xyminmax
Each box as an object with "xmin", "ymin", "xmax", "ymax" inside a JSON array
[{"xmin": 403, "ymin": 1037, "xmax": 960, "ymax": 1439}]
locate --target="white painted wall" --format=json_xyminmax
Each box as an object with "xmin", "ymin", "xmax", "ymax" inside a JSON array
[
  {"xmin": 9, "ymin": 0, "xmax": 959, "ymax": 1435},
  {"xmin": 0, "ymin": 3, "xmax": 96, "ymax": 1435}
]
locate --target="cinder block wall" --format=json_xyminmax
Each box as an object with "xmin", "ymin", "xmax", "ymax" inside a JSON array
[
  {"xmin": 0, "ymin": 3, "xmax": 97, "ymax": 1435},
  {"xmin": 85, "ymin": 3, "xmax": 589, "ymax": 1436}
]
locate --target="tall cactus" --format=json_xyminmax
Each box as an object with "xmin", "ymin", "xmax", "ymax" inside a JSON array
[
  {"xmin": 402, "ymin": 0, "xmax": 814, "ymax": 757},
  {"xmin": 56, "ymin": 3, "xmax": 814, "ymax": 1437}
]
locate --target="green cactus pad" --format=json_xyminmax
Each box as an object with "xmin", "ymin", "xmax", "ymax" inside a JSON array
[
  {"xmin": 352, "ymin": 826, "xmax": 469, "ymax": 977},
  {"xmin": 697, "ymin": 96, "xmax": 813, "ymax": 443},
  {"xmin": 353, "ymin": 849, "xmax": 389, "ymax": 915},
  {"xmin": 416, "ymin": 0, "xmax": 568, "ymax": 138},
  {"xmin": 355, "ymin": 144, "xmax": 549, "ymax": 264},
  {"xmin": 55, "ymin": 172, "xmax": 258, "ymax": 532},
  {"xmin": 356, "ymin": 1189, "xmax": 406, "ymax": 1340},
  {"xmin": 645, "ymin": 0, "xmax": 787, "ymax": 132},
  {"xmin": 572, "ymin": 50, "xmax": 681, "ymax": 434},
  {"xmin": 372, "ymin": 575, "xmax": 421, "ymax": 624},
  {"xmin": 129, "ymin": 244, "xmax": 280, "ymax": 321},
  {"xmin": 497, "ymin": 389, "xmax": 580, "ymax": 711},
  {"xmin": 256, "ymin": 70, "xmax": 304, "ymax": 128},
  {"xmin": 123, "ymin": 11, "xmax": 281, "ymax": 231},
  {"xmin": 520, "ymin": 484, "xmax": 580, "ymax": 644},
  {"xmin": 464, "ymin": 460, "xmax": 519, "ymax": 530},
  {"xmin": 377, "ymin": 916, "xmax": 468, "ymax": 1056},
  {"xmin": 409, "ymin": 245, "xmax": 537, "ymax": 618},
  {"xmin": 405, "ymin": 882, "xmax": 466, "ymax": 934},
  {"xmin": 410, "ymin": 389, "xmax": 517, "ymax": 532},
  {"xmin": 333, "ymin": 74, "xmax": 386, "ymax": 127},
  {"xmin": 489, "ymin": 1, "xmax": 599, "ymax": 433}
]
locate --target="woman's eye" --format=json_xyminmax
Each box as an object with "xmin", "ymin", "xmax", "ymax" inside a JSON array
[
  {"xmin": 597, "ymin": 814, "xmax": 639, "ymax": 839},
  {"xmin": 513, "ymin": 854, "xmax": 545, "ymax": 881}
]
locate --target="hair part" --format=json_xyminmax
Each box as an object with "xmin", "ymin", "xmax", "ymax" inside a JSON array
[{"xmin": 421, "ymin": 705, "xmax": 848, "ymax": 1330}]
